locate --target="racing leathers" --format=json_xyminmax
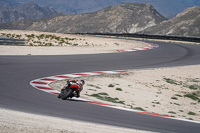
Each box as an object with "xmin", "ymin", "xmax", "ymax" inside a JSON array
[{"xmin": 58, "ymin": 80, "xmax": 84, "ymax": 98}]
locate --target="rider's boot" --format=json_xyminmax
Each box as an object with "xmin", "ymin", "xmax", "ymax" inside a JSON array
[{"xmin": 76, "ymin": 91, "xmax": 80, "ymax": 98}]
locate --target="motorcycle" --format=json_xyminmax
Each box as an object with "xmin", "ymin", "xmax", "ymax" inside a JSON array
[{"xmin": 58, "ymin": 80, "xmax": 84, "ymax": 100}]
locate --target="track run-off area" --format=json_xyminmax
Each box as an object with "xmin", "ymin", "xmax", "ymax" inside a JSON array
[{"xmin": 0, "ymin": 39, "xmax": 200, "ymax": 133}]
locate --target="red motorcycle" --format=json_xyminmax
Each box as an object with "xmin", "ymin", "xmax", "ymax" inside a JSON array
[{"xmin": 58, "ymin": 80, "xmax": 84, "ymax": 100}]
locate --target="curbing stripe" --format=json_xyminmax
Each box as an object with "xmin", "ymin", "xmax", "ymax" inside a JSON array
[
  {"xmin": 32, "ymin": 84, "xmax": 50, "ymax": 88},
  {"xmin": 40, "ymin": 78, "xmax": 57, "ymax": 81},
  {"xmin": 119, "ymin": 44, "xmax": 159, "ymax": 52},
  {"xmin": 30, "ymin": 70, "xmax": 127, "ymax": 96},
  {"xmin": 140, "ymin": 112, "xmax": 169, "ymax": 117},
  {"xmin": 93, "ymin": 72, "xmax": 109, "ymax": 74},
  {"xmin": 59, "ymin": 74, "xmax": 82, "ymax": 78},
  {"xmin": 32, "ymin": 79, "xmax": 52, "ymax": 83},
  {"xmin": 73, "ymin": 73, "xmax": 90, "ymax": 76},
  {"xmin": 87, "ymin": 101, "xmax": 116, "ymax": 106},
  {"xmin": 35, "ymin": 86, "xmax": 55, "ymax": 90},
  {"xmin": 55, "ymin": 76, "xmax": 73, "ymax": 79},
  {"xmin": 78, "ymin": 72, "xmax": 100, "ymax": 76},
  {"xmin": 31, "ymin": 81, "xmax": 48, "ymax": 85}
]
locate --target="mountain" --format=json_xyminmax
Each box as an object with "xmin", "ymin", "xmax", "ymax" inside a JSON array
[
  {"xmin": 13, "ymin": 0, "xmax": 200, "ymax": 18},
  {"xmin": 0, "ymin": 0, "xmax": 19, "ymax": 6},
  {"xmin": 125, "ymin": 0, "xmax": 200, "ymax": 18},
  {"xmin": 0, "ymin": 1, "xmax": 59, "ymax": 24},
  {"xmin": 19, "ymin": 3, "xmax": 166, "ymax": 33},
  {"xmin": 0, "ymin": 19, "xmax": 36, "ymax": 30},
  {"xmin": 139, "ymin": 6, "xmax": 200, "ymax": 37},
  {"xmin": 14, "ymin": 0, "xmax": 122, "ymax": 15}
]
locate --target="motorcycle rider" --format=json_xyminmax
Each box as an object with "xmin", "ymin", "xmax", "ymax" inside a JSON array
[{"xmin": 58, "ymin": 80, "xmax": 85, "ymax": 98}]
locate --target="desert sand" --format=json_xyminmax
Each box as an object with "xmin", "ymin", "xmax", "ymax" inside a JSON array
[
  {"xmin": 0, "ymin": 30, "xmax": 149, "ymax": 55},
  {"xmin": 0, "ymin": 108, "xmax": 152, "ymax": 133}
]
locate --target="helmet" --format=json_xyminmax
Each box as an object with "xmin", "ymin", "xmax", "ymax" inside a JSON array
[
  {"xmin": 80, "ymin": 80, "xmax": 85, "ymax": 85},
  {"xmin": 67, "ymin": 80, "xmax": 76, "ymax": 84}
]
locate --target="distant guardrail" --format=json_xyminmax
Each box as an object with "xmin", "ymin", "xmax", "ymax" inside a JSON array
[
  {"xmin": 0, "ymin": 37, "xmax": 25, "ymax": 45},
  {"xmin": 78, "ymin": 33, "xmax": 200, "ymax": 43}
]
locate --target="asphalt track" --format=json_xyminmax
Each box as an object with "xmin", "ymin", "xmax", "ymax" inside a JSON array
[{"xmin": 0, "ymin": 40, "xmax": 200, "ymax": 133}]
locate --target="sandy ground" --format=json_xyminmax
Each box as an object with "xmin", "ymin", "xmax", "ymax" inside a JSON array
[
  {"xmin": 0, "ymin": 30, "xmax": 148, "ymax": 55},
  {"xmin": 50, "ymin": 65, "xmax": 200, "ymax": 122},
  {"xmin": 0, "ymin": 108, "xmax": 153, "ymax": 133}
]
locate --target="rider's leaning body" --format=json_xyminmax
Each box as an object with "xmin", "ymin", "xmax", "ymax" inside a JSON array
[{"xmin": 58, "ymin": 80, "xmax": 84, "ymax": 98}]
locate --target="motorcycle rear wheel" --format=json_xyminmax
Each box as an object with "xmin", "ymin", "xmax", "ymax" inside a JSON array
[{"xmin": 61, "ymin": 88, "xmax": 73, "ymax": 100}]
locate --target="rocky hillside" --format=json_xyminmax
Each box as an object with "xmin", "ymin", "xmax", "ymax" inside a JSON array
[
  {"xmin": 13, "ymin": 0, "xmax": 200, "ymax": 18},
  {"xmin": 0, "ymin": 19, "xmax": 36, "ymax": 30},
  {"xmin": 0, "ymin": 0, "xmax": 18, "ymax": 6},
  {"xmin": 20, "ymin": 3, "xmax": 166, "ymax": 33},
  {"xmin": 0, "ymin": 1, "xmax": 59, "ymax": 24},
  {"xmin": 140, "ymin": 6, "xmax": 200, "ymax": 37}
]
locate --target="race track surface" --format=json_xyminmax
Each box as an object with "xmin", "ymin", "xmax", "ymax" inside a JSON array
[{"xmin": 0, "ymin": 41, "xmax": 200, "ymax": 133}]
